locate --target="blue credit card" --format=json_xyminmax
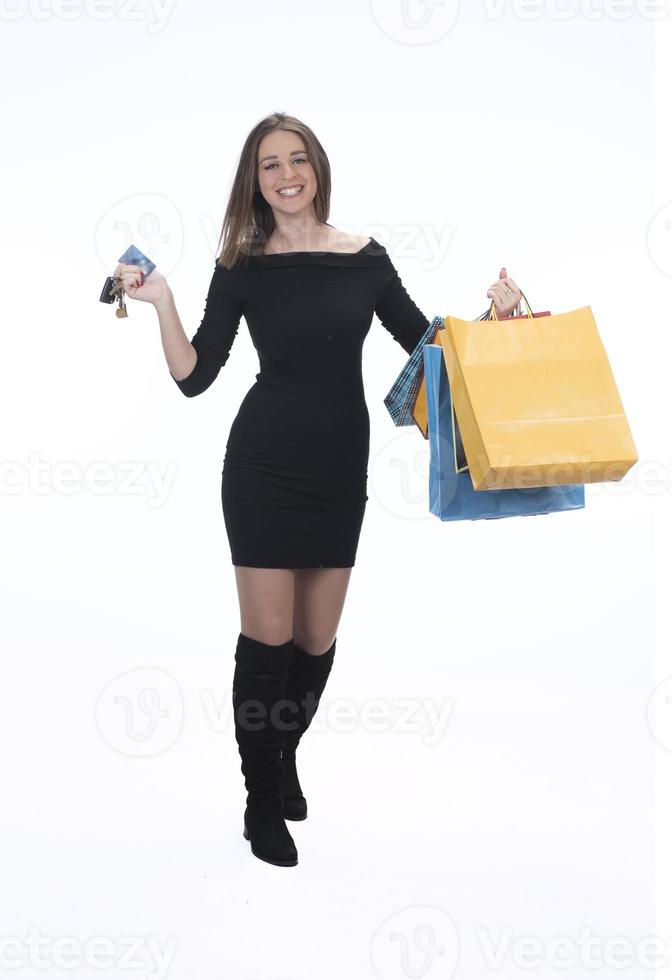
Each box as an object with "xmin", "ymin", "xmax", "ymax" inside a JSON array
[{"xmin": 118, "ymin": 244, "xmax": 156, "ymax": 277}]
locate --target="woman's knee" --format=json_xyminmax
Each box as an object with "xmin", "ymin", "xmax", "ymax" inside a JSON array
[
  {"xmin": 241, "ymin": 619, "xmax": 293, "ymax": 646},
  {"xmin": 291, "ymin": 629, "xmax": 337, "ymax": 656}
]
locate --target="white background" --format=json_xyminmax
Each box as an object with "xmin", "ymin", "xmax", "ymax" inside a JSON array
[{"xmin": 1, "ymin": 2, "xmax": 670, "ymax": 979}]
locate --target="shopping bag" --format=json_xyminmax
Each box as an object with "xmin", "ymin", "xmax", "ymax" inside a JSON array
[
  {"xmin": 424, "ymin": 343, "xmax": 585, "ymax": 521},
  {"xmin": 383, "ymin": 316, "xmax": 443, "ymax": 431},
  {"xmin": 412, "ymin": 372, "xmax": 431, "ymax": 439},
  {"xmin": 439, "ymin": 295, "xmax": 638, "ymax": 490},
  {"xmin": 413, "ymin": 303, "xmax": 551, "ymax": 439}
]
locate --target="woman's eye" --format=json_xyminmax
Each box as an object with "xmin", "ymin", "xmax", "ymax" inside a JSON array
[{"xmin": 263, "ymin": 157, "xmax": 306, "ymax": 170}]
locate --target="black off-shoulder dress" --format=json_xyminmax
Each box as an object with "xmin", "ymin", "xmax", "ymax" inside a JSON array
[{"xmin": 171, "ymin": 237, "xmax": 430, "ymax": 568}]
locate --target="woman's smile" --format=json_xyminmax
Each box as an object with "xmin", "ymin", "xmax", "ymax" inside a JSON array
[{"xmin": 277, "ymin": 184, "xmax": 304, "ymax": 199}]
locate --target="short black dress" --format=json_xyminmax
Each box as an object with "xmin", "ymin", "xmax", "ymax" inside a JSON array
[{"xmin": 171, "ymin": 237, "xmax": 430, "ymax": 568}]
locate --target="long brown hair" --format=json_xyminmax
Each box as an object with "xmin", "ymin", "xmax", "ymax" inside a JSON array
[{"xmin": 215, "ymin": 112, "xmax": 332, "ymax": 269}]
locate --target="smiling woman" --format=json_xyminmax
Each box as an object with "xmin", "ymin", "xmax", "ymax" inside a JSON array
[
  {"xmin": 163, "ymin": 112, "xmax": 433, "ymax": 867},
  {"xmin": 260, "ymin": 151, "xmax": 307, "ymax": 196},
  {"xmin": 134, "ymin": 110, "xmax": 517, "ymax": 869},
  {"xmin": 212, "ymin": 117, "xmax": 336, "ymax": 263}
]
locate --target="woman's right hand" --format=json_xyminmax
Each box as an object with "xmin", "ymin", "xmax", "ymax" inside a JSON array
[{"xmin": 113, "ymin": 263, "xmax": 171, "ymax": 307}]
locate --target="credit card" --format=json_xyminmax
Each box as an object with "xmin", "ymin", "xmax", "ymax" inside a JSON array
[{"xmin": 118, "ymin": 244, "xmax": 156, "ymax": 277}]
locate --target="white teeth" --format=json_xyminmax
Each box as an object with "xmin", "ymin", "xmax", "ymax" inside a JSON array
[{"xmin": 278, "ymin": 186, "xmax": 303, "ymax": 197}]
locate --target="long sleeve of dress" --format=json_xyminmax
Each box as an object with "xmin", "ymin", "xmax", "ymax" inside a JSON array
[
  {"xmin": 374, "ymin": 254, "xmax": 431, "ymax": 356},
  {"xmin": 171, "ymin": 262, "xmax": 244, "ymax": 397}
]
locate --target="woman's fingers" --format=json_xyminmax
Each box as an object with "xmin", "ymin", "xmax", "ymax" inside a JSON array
[
  {"xmin": 487, "ymin": 283, "xmax": 509, "ymax": 304},
  {"xmin": 487, "ymin": 280, "xmax": 522, "ymax": 317},
  {"xmin": 501, "ymin": 277, "xmax": 520, "ymax": 297},
  {"xmin": 113, "ymin": 263, "xmax": 141, "ymax": 277},
  {"xmin": 488, "ymin": 277, "xmax": 519, "ymax": 295},
  {"xmin": 484, "ymin": 267, "xmax": 522, "ymax": 317},
  {"xmin": 113, "ymin": 262, "xmax": 144, "ymax": 291}
]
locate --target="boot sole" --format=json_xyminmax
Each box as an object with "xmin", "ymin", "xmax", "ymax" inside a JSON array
[{"xmin": 243, "ymin": 824, "xmax": 298, "ymax": 867}]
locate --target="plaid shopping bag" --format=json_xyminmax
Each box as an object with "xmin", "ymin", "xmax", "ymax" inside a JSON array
[{"xmin": 383, "ymin": 316, "xmax": 444, "ymax": 427}]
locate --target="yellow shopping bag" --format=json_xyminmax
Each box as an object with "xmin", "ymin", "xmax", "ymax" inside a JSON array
[
  {"xmin": 412, "ymin": 305, "xmax": 551, "ymax": 439},
  {"xmin": 437, "ymin": 297, "xmax": 638, "ymax": 491}
]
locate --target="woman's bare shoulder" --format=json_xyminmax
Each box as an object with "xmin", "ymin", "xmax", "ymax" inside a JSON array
[{"xmin": 328, "ymin": 230, "xmax": 372, "ymax": 252}]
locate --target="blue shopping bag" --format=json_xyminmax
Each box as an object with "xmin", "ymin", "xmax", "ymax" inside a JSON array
[{"xmin": 423, "ymin": 344, "xmax": 586, "ymax": 521}]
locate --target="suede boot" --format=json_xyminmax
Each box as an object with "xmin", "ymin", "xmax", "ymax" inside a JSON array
[
  {"xmin": 279, "ymin": 637, "xmax": 336, "ymax": 821},
  {"xmin": 232, "ymin": 632, "xmax": 298, "ymax": 867}
]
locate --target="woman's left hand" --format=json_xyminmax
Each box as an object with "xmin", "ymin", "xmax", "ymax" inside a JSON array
[{"xmin": 487, "ymin": 267, "xmax": 522, "ymax": 319}]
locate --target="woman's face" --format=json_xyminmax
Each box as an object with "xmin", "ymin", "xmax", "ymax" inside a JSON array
[{"xmin": 256, "ymin": 130, "xmax": 318, "ymax": 220}]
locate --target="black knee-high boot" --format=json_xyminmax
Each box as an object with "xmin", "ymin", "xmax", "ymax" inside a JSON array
[
  {"xmin": 279, "ymin": 637, "xmax": 336, "ymax": 821},
  {"xmin": 232, "ymin": 632, "xmax": 298, "ymax": 867}
]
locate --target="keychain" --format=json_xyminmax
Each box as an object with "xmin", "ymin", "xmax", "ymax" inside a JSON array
[
  {"xmin": 99, "ymin": 275, "xmax": 129, "ymax": 318},
  {"xmin": 99, "ymin": 245, "xmax": 154, "ymax": 319}
]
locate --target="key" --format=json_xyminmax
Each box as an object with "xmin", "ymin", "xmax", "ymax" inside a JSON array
[
  {"xmin": 116, "ymin": 291, "xmax": 128, "ymax": 318},
  {"xmin": 115, "ymin": 281, "xmax": 128, "ymax": 318},
  {"xmin": 109, "ymin": 275, "xmax": 128, "ymax": 318},
  {"xmin": 108, "ymin": 277, "xmax": 122, "ymax": 300}
]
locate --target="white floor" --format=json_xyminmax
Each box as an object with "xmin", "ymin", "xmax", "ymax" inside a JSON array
[{"xmin": 0, "ymin": 485, "xmax": 654, "ymax": 980}]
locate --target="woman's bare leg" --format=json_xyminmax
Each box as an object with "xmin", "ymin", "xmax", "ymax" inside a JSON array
[
  {"xmin": 292, "ymin": 567, "xmax": 353, "ymax": 655},
  {"xmin": 233, "ymin": 566, "xmax": 295, "ymax": 644}
]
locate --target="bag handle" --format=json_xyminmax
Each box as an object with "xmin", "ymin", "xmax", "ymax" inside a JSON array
[{"xmin": 488, "ymin": 288, "xmax": 535, "ymax": 321}]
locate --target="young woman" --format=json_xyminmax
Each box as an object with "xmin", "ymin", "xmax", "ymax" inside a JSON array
[{"xmin": 114, "ymin": 112, "xmax": 522, "ymax": 868}]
